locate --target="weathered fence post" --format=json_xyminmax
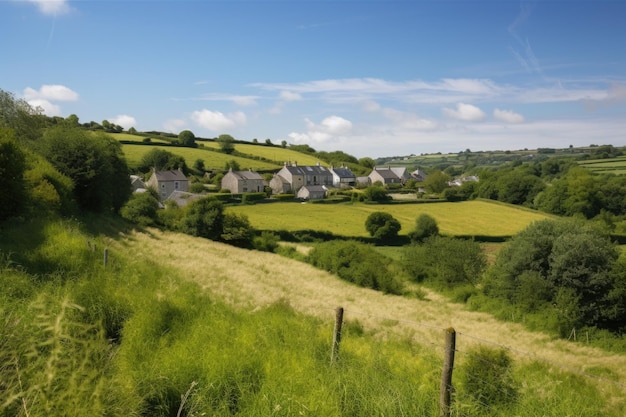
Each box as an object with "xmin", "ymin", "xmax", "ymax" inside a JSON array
[
  {"xmin": 103, "ymin": 248, "xmax": 108, "ymax": 267},
  {"xmin": 330, "ymin": 307, "xmax": 344, "ymax": 364},
  {"xmin": 440, "ymin": 327, "xmax": 456, "ymax": 417}
]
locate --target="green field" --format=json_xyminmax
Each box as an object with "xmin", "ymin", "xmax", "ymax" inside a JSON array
[
  {"xmin": 227, "ymin": 199, "xmax": 553, "ymax": 238},
  {"xmin": 109, "ymin": 132, "xmax": 169, "ymax": 143},
  {"xmin": 578, "ymin": 156, "xmax": 626, "ymax": 174},
  {"xmin": 120, "ymin": 143, "xmax": 283, "ymax": 171}
]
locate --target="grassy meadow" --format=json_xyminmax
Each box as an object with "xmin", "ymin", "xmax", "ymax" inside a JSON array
[
  {"xmin": 227, "ymin": 199, "xmax": 554, "ymax": 238},
  {"xmin": 119, "ymin": 142, "xmax": 283, "ymax": 171},
  {"xmin": 1, "ymin": 216, "xmax": 624, "ymax": 416}
]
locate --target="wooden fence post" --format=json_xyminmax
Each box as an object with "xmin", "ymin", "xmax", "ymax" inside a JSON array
[
  {"xmin": 103, "ymin": 248, "xmax": 108, "ymax": 267},
  {"xmin": 440, "ymin": 327, "xmax": 456, "ymax": 417},
  {"xmin": 330, "ymin": 307, "xmax": 344, "ymax": 364}
]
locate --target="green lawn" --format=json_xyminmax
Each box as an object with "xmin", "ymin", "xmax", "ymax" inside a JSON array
[{"xmin": 227, "ymin": 199, "xmax": 554, "ymax": 238}]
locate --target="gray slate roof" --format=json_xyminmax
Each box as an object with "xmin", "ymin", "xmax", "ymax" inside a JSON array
[{"xmin": 154, "ymin": 169, "xmax": 188, "ymax": 182}]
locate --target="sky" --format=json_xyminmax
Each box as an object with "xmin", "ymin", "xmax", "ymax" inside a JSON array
[{"xmin": 2, "ymin": 0, "xmax": 626, "ymax": 158}]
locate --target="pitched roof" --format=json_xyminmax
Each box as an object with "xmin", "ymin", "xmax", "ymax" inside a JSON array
[
  {"xmin": 300, "ymin": 185, "xmax": 328, "ymax": 192},
  {"xmin": 165, "ymin": 191, "xmax": 203, "ymax": 207},
  {"xmin": 154, "ymin": 169, "xmax": 188, "ymax": 182},
  {"xmin": 283, "ymin": 165, "xmax": 331, "ymax": 176},
  {"xmin": 331, "ymin": 167, "xmax": 355, "ymax": 178},
  {"xmin": 370, "ymin": 168, "xmax": 400, "ymax": 179},
  {"xmin": 230, "ymin": 170, "xmax": 263, "ymax": 180}
]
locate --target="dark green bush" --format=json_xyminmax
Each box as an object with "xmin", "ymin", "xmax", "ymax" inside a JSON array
[{"xmin": 307, "ymin": 240, "xmax": 403, "ymax": 294}]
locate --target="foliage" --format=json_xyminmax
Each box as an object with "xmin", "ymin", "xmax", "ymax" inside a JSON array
[
  {"xmin": 178, "ymin": 129, "xmax": 196, "ymax": 147},
  {"xmin": 483, "ymin": 218, "xmax": 625, "ymax": 334},
  {"xmin": 365, "ymin": 211, "xmax": 401, "ymax": 242},
  {"xmin": 461, "ymin": 346, "xmax": 518, "ymax": 407},
  {"xmin": 307, "ymin": 240, "xmax": 403, "ymax": 294},
  {"xmin": 0, "ymin": 128, "xmax": 27, "ymax": 220},
  {"xmin": 403, "ymin": 236, "xmax": 487, "ymax": 290},
  {"xmin": 40, "ymin": 127, "xmax": 131, "ymax": 212},
  {"xmin": 138, "ymin": 148, "xmax": 188, "ymax": 173},
  {"xmin": 423, "ymin": 170, "xmax": 450, "ymax": 193},
  {"xmin": 0, "ymin": 88, "xmax": 44, "ymax": 142},
  {"xmin": 120, "ymin": 190, "xmax": 160, "ymax": 226},
  {"xmin": 363, "ymin": 185, "xmax": 390, "ymax": 202},
  {"xmin": 179, "ymin": 197, "xmax": 225, "ymax": 240},
  {"xmin": 221, "ymin": 212, "xmax": 254, "ymax": 248},
  {"xmin": 253, "ymin": 231, "xmax": 280, "ymax": 252},
  {"xmin": 408, "ymin": 213, "xmax": 439, "ymax": 243},
  {"xmin": 217, "ymin": 134, "xmax": 235, "ymax": 154}
]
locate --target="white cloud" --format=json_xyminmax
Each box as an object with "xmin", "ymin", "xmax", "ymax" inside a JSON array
[
  {"xmin": 163, "ymin": 119, "xmax": 186, "ymax": 133},
  {"xmin": 362, "ymin": 100, "xmax": 381, "ymax": 112},
  {"xmin": 23, "ymin": 84, "xmax": 78, "ymax": 102},
  {"xmin": 22, "ymin": 84, "xmax": 78, "ymax": 116},
  {"xmin": 231, "ymin": 96, "xmax": 258, "ymax": 106},
  {"xmin": 493, "ymin": 108, "xmax": 525, "ymax": 123},
  {"xmin": 110, "ymin": 114, "xmax": 137, "ymax": 129},
  {"xmin": 26, "ymin": 99, "xmax": 61, "ymax": 116},
  {"xmin": 442, "ymin": 103, "xmax": 486, "ymax": 122},
  {"xmin": 279, "ymin": 91, "xmax": 302, "ymax": 101},
  {"xmin": 20, "ymin": 0, "xmax": 71, "ymax": 16},
  {"xmin": 190, "ymin": 109, "xmax": 247, "ymax": 131},
  {"xmin": 199, "ymin": 93, "xmax": 258, "ymax": 106},
  {"xmin": 289, "ymin": 115, "xmax": 352, "ymax": 145}
]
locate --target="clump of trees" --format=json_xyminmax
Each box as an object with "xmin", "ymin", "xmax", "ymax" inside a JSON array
[
  {"xmin": 408, "ymin": 213, "xmax": 439, "ymax": 243},
  {"xmin": 481, "ymin": 218, "xmax": 626, "ymax": 335}
]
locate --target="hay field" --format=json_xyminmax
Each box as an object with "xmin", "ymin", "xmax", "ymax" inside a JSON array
[
  {"xmin": 107, "ymin": 227, "xmax": 626, "ymax": 391},
  {"xmin": 227, "ymin": 199, "xmax": 554, "ymax": 237}
]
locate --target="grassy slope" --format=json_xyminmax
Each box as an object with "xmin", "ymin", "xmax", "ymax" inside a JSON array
[
  {"xmin": 227, "ymin": 199, "xmax": 554, "ymax": 238},
  {"xmin": 107, "ymin": 227, "xmax": 626, "ymax": 393}
]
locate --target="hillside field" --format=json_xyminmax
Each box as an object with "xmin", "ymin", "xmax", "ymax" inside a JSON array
[{"xmin": 227, "ymin": 199, "xmax": 554, "ymax": 238}]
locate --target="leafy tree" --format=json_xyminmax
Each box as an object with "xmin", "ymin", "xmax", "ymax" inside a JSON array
[
  {"xmin": 178, "ymin": 130, "xmax": 196, "ymax": 147},
  {"xmin": 128, "ymin": 127, "xmax": 137, "ymax": 135},
  {"xmin": 225, "ymin": 159, "xmax": 240, "ymax": 171},
  {"xmin": 365, "ymin": 212, "xmax": 401, "ymax": 241},
  {"xmin": 408, "ymin": 213, "xmax": 439, "ymax": 243},
  {"xmin": 217, "ymin": 134, "xmax": 235, "ymax": 154},
  {"xmin": 120, "ymin": 190, "xmax": 160, "ymax": 226},
  {"xmin": 179, "ymin": 197, "xmax": 224, "ymax": 240},
  {"xmin": 264, "ymin": 138, "xmax": 272, "ymax": 145},
  {"xmin": 280, "ymin": 140, "xmax": 287, "ymax": 148},
  {"xmin": 0, "ymin": 88, "xmax": 44, "ymax": 142},
  {"xmin": 193, "ymin": 158, "xmax": 205, "ymax": 173},
  {"xmin": 138, "ymin": 148, "xmax": 188, "ymax": 173},
  {"xmin": 358, "ymin": 157, "xmax": 374, "ymax": 168},
  {"xmin": 363, "ymin": 185, "xmax": 390, "ymax": 202},
  {"xmin": 40, "ymin": 127, "xmax": 131, "ymax": 212},
  {"xmin": 423, "ymin": 170, "xmax": 450, "ymax": 194},
  {"xmin": 0, "ymin": 128, "xmax": 26, "ymax": 220},
  {"xmin": 483, "ymin": 218, "xmax": 624, "ymax": 333},
  {"xmin": 221, "ymin": 212, "xmax": 254, "ymax": 248},
  {"xmin": 535, "ymin": 167, "xmax": 601, "ymax": 218}
]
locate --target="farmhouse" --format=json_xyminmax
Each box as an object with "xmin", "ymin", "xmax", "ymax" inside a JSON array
[
  {"xmin": 329, "ymin": 166, "xmax": 356, "ymax": 188},
  {"xmin": 221, "ymin": 168, "xmax": 265, "ymax": 193},
  {"xmin": 269, "ymin": 162, "xmax": 333, "ymax": 194},
  {"xmin": 145, "ymin": 168, "xmax": 189, "ymax": 200}
]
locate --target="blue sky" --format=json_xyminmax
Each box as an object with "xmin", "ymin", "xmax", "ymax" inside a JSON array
[{"xmin": 2, "ymin": 0, "xmax": 625, "ymax": 158}]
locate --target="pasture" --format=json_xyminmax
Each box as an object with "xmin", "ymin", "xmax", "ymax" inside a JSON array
[
  {"xmin": 119, "ymin": 142, "xmax": 283, "ymax": 171},
  {"xmin": 226, "ymin": 199, "xmax": 554, "ymax": 238}
]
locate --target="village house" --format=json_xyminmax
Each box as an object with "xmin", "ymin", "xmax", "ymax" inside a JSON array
[
  {"xmin": 329, "ymin": 166, "xmax": 356, "ymax": 188},
  {"xmin": 221, "ymin": 168, "xmax": 265, "ymax": 193},
  {"xmin": 269, "ymin": 162, "xmax": 333, "ymax": 194},
  {"xmin": 297, "ymin": 185, "xmax": 328, "ymax": 200},
  {"xmin": 368, "ymin": 167, "xmax": 403, "ymax": 185},
  {"xmin": 145, "ymin": 168, "xmax": 189, "ymax": 200},
  {"xmin": 410, "ymin": 169, "xmax": 428, "ymax": 182}
]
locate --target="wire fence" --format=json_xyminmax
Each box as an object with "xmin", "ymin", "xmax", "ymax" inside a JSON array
[{"xmin": 327, "ymin": 305, "xmax": 626, "ymax": 417}]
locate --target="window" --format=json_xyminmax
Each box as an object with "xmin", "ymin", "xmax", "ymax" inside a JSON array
[{"xmin": 175, "ymin": 181, "xmax": 179, "ymax": 190}]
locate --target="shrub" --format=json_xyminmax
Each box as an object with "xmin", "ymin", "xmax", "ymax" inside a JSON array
[
  {"xmin": 253, "ymin": 231, "xmax": 279, "ymax": 252},
  {"xmin": 365, "ymin": 212, "xmax": 401, "ymax": 242},
  {"xmin": 307, "ymin": 240, "xmax": 403, "ymax": 294},
  {"xmin": 120, "ymin": 191, "xmax": 160, "ymax": 226},
  {"xmin": 220, "ymin": 212, "xmax": 254, "ymax": 248},
  {"xmin": 408, "ymin": 213, "xmax": 439, "ymax": 243},
  {"xmin": 461, "ymin": 346, "xmax": 518, "ymax": 407}
]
